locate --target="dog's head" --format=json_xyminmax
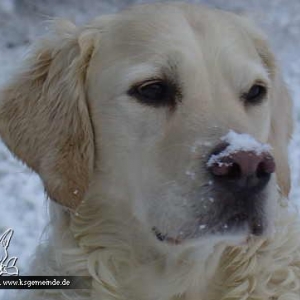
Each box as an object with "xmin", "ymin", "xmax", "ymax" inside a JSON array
[{"xmin": 0, "ymin": 4, "xmax": 293, "ymax": 247}]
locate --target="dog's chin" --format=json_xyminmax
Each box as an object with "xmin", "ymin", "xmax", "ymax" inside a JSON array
[{"xmin": 152, "ymin": 216, "xmax": 271, "ymax": 248}]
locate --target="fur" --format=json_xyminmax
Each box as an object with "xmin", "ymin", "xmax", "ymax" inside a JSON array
[{"xmin": 0, "ymin": 3, "xmax": 299, "ymax": 300}]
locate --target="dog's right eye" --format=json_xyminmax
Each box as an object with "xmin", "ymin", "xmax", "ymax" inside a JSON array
[
  {"xmin": 128, "ymin": 80, "xmax": 177, "ymax": 108},
  {"xmin": 242, "ymin": 84, "xmax": 267, "ymax": 105}
]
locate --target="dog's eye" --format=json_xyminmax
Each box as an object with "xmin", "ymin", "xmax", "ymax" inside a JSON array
[
  {"xmin": 243, "ymin": 84, "xmax": 267, "ymax": 105},
  {"xmin": 128, "ymin": 80, "xmax": 177, "ymax": 107}
]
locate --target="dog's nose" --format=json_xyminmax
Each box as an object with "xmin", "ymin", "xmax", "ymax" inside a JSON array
[{"xmin": 208, "ymin": 143, "xmax": 276, "ymax": 193}]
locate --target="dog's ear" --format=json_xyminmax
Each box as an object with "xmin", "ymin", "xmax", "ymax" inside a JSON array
[
  {"xmin": 0, "ymin": 21, "xmax": 98, "ymax": 209},
  {"xmin": 236, "ymin": 15, "xmax": 293, "ymax": 197},
  {"xmin": 248, "ymin": 22, "xmax": 293, "ymax": 197},
  {"xmin": 267, "ymin": 72, "xmax": 293, "ymax": 197},
  {"xmin": 253, "ymin": 35, "xmax": 293, "ymax": 197}
]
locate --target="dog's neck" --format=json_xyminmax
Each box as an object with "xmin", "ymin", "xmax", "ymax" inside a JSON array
[
  {"xmin": 38, "ymin": 198, "xmax": 226, "ymax": 300},
  {"xmin": 27, "ymin": 197, "xmax": 300, "ymax": 300},
  {"xmin": 48, "ymin": 199, "xmax": 251, "ymax": 300}
]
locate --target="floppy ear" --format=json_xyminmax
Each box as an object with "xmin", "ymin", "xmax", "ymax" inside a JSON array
[
  {"xmin": 236, "ymin": 15, "xmax": 293, "ymax": 197},
  {"xmin": 250, "ymin": 25, "xmax": 293, "ymax": 197},
  {"xmin": 0, "ymin": 21, "xmax": 97, "ymax": 209},
  {"xmin": 268, "ymin": 72, "xmax": 293, "ymax": 197}
]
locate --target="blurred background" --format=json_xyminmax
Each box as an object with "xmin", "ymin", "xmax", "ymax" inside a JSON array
[{"xmin": 0, "ymin": 0, "xmax": 299, "ymax": 276}]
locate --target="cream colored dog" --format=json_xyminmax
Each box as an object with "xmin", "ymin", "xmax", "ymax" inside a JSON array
[{"xmin": 0, "ymin": 3, "xmax": 299, "ymax": 300}]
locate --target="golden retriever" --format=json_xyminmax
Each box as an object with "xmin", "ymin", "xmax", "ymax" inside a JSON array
[{"xmin": 0, "ymin": 3, "xmax": 299, "ymax": 300}]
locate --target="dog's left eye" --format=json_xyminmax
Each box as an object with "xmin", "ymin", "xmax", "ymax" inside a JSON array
[
  {"xmin": 128, "ymin": 80, "xmax": 177, "ymax": 107},
  {"xmin": 242, "ymin": 84, "xmax": 267, "ymax": 105}
]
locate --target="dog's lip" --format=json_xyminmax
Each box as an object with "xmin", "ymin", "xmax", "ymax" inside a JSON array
[
  {"xmin": 249, "ymin": 217, "xmax": 265, "ymax": 235},
  {"xmin": 152, "ymin": 227, "xmax": 182, "ymax": 245},
  {"xmin": 220, "ymin": 212, "xmax": 265, "ymax": 236},
  {"xmin": 226, "ymin": 212, "xmax": 248, "ymax": 226},
  {"xmin": 152, "ymin": 212, "xmax": 264, "ymax": 243}
]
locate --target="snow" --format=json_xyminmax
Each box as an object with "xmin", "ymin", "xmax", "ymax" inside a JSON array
[
  {"xmin": 207, "ymin": 131, "xmax": 272, "ymax": 167},
  {"xmin": 221, "ymin": 131, "xmax": 272, "ymax": 154},
  {"xmin": 186, "ymin": 170, "xmax": 196, "ymax": 180},
  {"xmin": 199, "ymin": 224, "xmax": 207, "ymax": 230},
  {"xmin": 0, "ymin": 0, "xmax": 299, "ymax": 287},
  {"xmin": 0, "ymin": 0, "xmax": 14, "ymax": 14}
]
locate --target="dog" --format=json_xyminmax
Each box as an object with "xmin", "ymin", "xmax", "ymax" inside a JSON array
[{"xmin": 0, "ymin": 3, "xmax": 299, "ymax": 300}]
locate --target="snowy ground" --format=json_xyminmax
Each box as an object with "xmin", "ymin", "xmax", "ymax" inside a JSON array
[{"xmin": 0, "ymin": 0, "xmax": 299, "ymax": 280}]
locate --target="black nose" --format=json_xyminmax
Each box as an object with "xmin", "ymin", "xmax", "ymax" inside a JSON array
[{"xmin": 207, "ymin": 143, "xmax": 276, "ymax": 194}]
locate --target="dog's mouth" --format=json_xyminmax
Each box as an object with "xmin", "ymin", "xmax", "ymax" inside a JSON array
[
  {"xmin": 152, "ymin": 227, "xmax": 183, "ymax": 245},
  {"xmin": 152, "ymin": 212, "xmax": 265, "ymax": 244},
  {"xmin": 220, "ymin": 212, "xmax": 264, "ymax": 235}
]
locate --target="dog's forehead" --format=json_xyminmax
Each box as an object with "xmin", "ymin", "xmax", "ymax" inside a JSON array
[
  {"xmin": 93, "ymin": 4, "xmax": 263, "ymax": 76},
  {"xmin": 99, "ymin": 5, "xmax": 198, "ymax": 58}
]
